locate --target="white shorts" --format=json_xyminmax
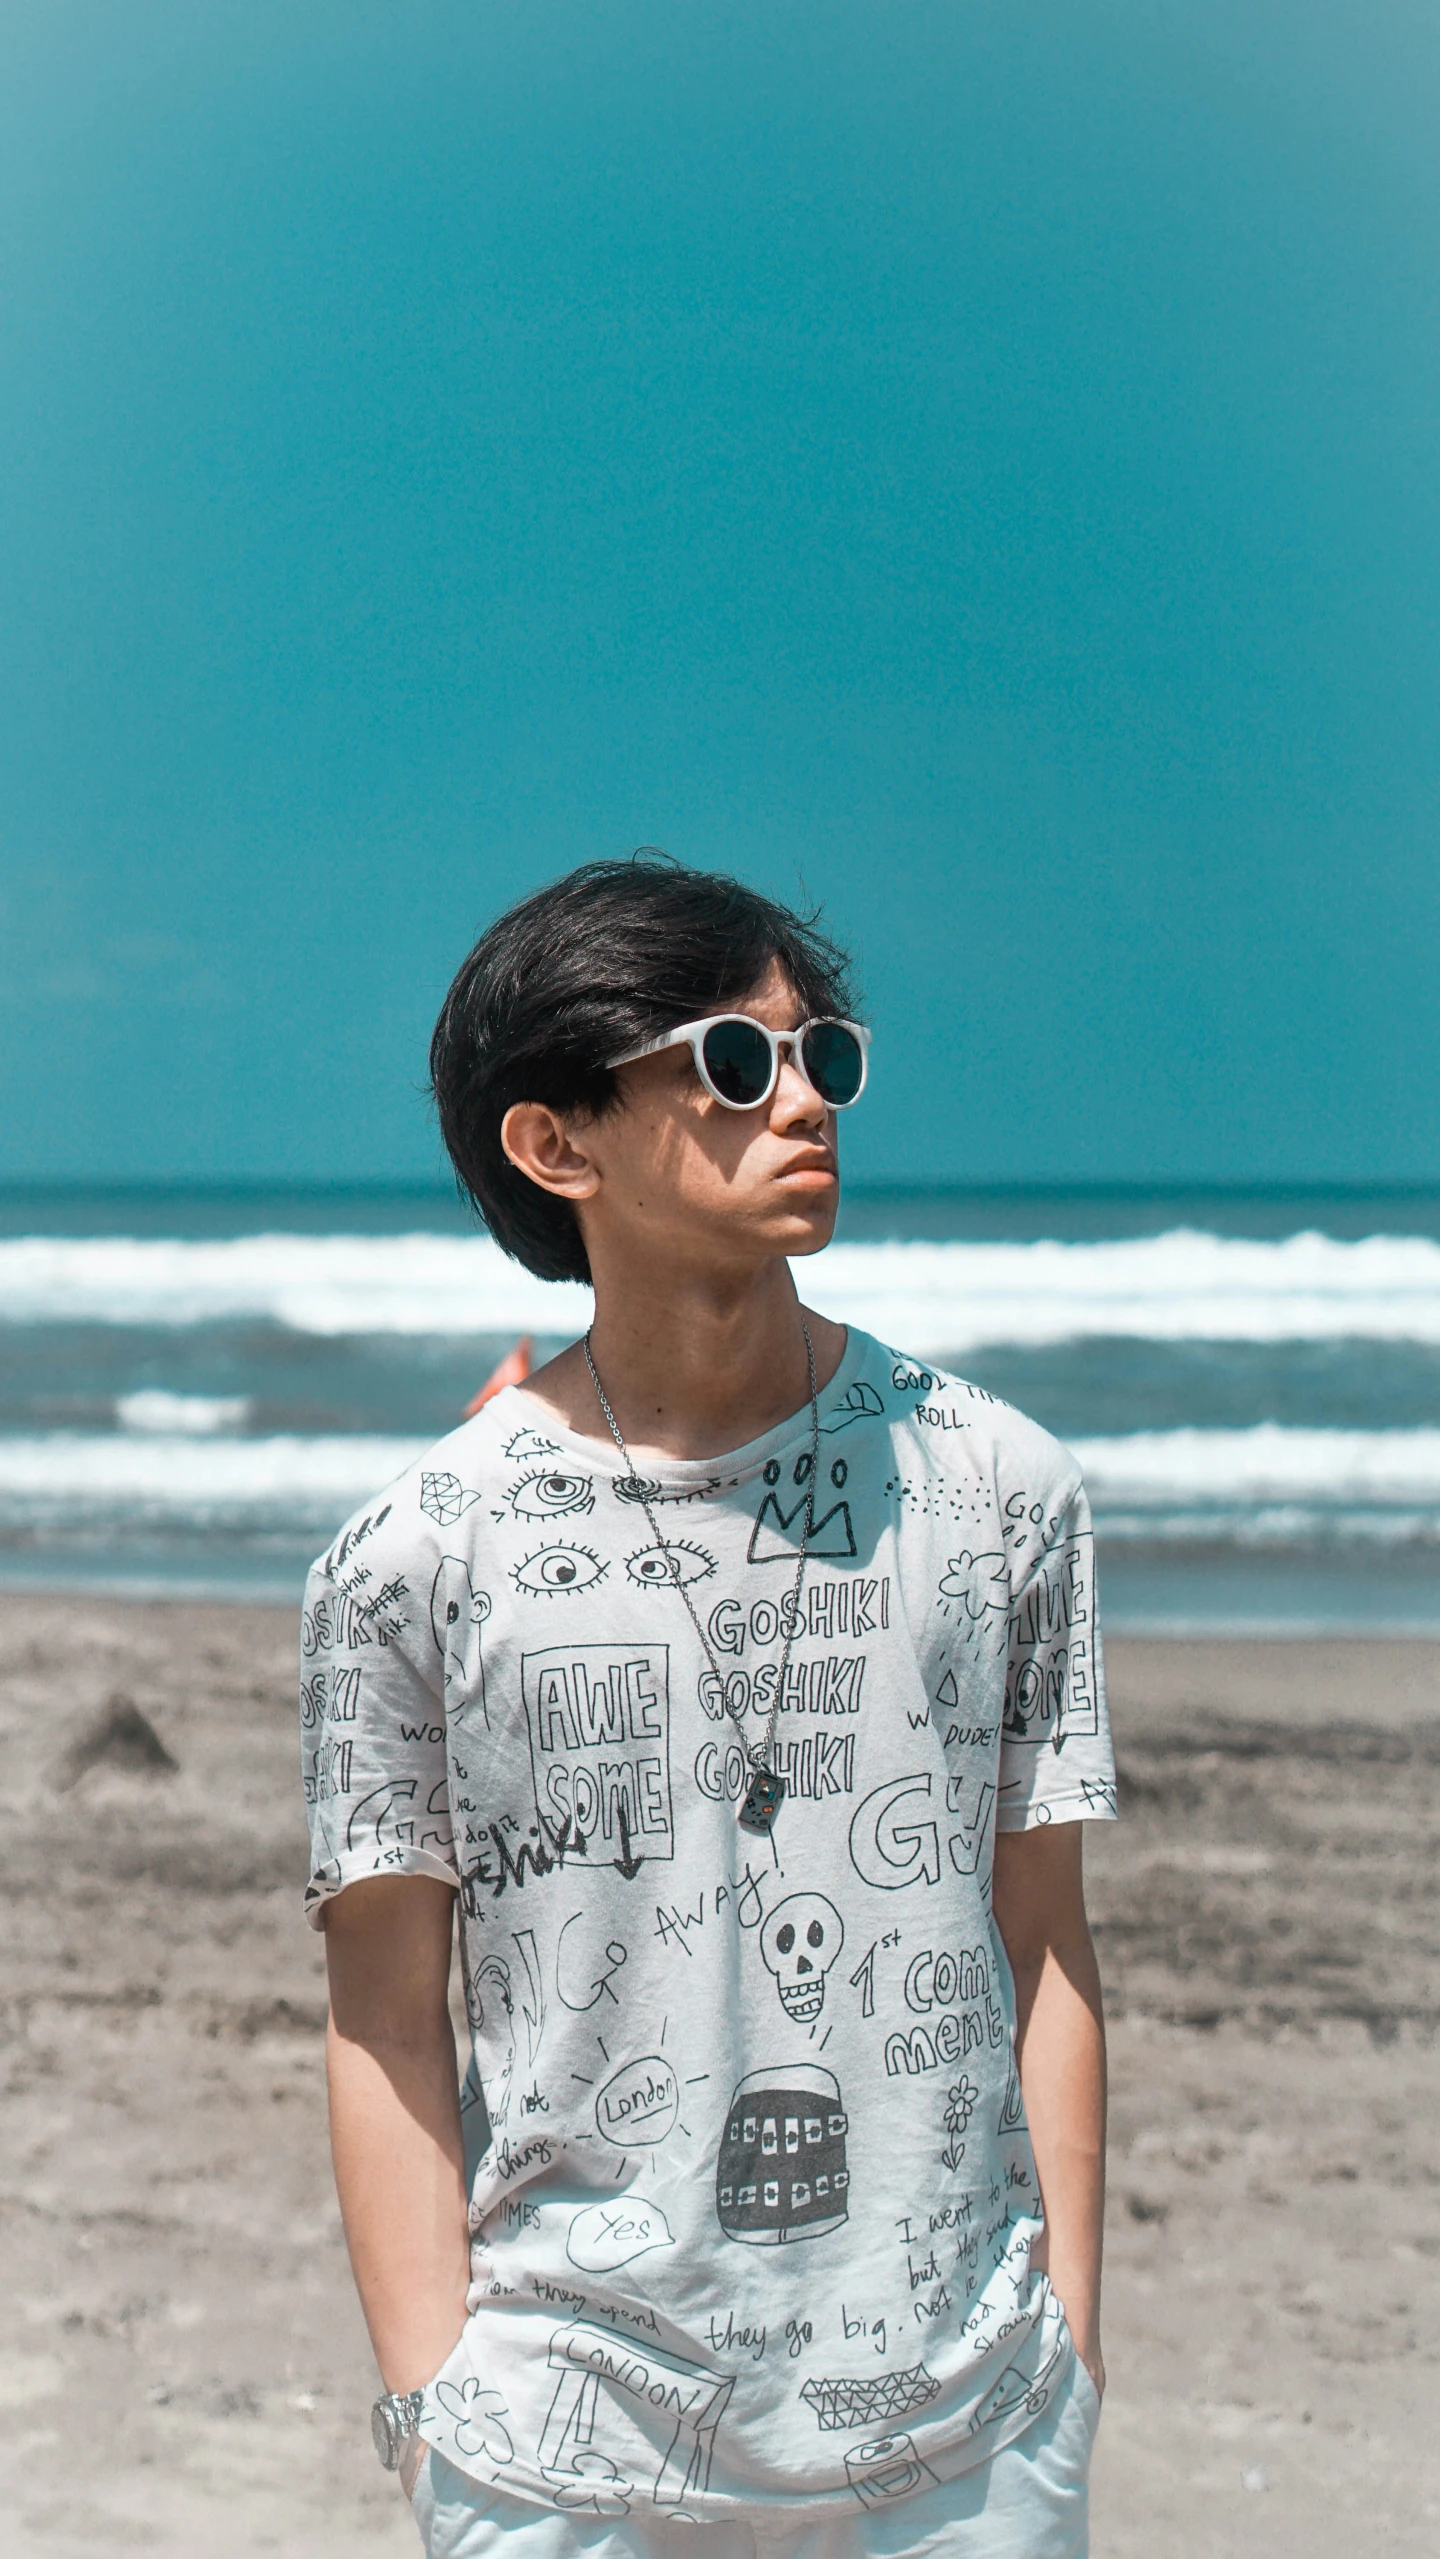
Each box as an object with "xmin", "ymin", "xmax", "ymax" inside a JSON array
[{"xmin": 412, "ymin": 2358, "xmax": 1099, "ymax": 2559}]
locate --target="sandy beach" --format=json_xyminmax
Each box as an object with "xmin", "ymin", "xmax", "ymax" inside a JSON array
[{"xmin": 1, "ymin": 1597, "xmax": 1435, "ymax": 2558}]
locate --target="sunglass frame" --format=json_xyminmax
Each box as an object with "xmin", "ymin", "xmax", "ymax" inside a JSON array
[{"xmin": 606, "ymin": 1014, "xmax": 871, "ymax": 1111}]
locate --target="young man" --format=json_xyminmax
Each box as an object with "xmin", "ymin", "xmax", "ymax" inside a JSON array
[{"xmin": 302, "ymin": 858, "xmax": 1113, "ymax": 2559}]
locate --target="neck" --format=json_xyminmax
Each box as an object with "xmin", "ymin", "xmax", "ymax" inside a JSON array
[{"xmin": 525, "ymin": 1254, "xmax": 847, "ymax": 1461}]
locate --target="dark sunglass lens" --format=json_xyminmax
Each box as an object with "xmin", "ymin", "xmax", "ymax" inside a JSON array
[
  {"xmin": 701, "ymin": 1019, "xmax": 774, "ymax": 1105},
  {"xmin": 801, "ymin": 1021, "xmax": 865, "ymax": 1106}
]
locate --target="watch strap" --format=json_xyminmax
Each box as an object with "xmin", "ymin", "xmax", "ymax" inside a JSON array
[{"xmin": 371, "ymin": 2386, "xmax": 427, "ymax": 2470}]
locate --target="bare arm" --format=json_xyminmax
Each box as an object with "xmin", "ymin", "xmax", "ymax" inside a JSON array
[
  {"xmin": 324, "ymin": 1874, "xmax": 471, "ymax": 2473},
  {"xmin": 992, "ymin": 1823, "xmax": 1107, "ymax": 2394}
]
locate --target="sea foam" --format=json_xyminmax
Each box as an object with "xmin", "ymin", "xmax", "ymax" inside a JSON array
[
  {"xmin": 1, "ymin": 1424, "xmax": 1435, "ymax": 1542},
  {"xmin": 1, "ymin": 1228, "xmax": 1438, "ymax": 1346}
]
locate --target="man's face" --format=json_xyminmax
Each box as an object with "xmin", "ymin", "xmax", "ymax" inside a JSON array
[{"xmin": 576, "ymin": 958, "xmax": 842, "ymax": 1274}]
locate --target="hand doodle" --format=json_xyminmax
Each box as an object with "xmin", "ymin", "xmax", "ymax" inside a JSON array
[{"xmin": 819, "ymin": 1381, "xmax": 886, "ymax": 1434}]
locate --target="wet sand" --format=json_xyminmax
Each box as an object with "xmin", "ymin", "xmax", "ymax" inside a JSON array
[{"xmin": 0, "ymin": 1600, "xmax": 1435, "ymax": 2557}]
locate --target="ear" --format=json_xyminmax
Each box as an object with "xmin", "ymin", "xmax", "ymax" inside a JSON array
[{"xmin": 500, "ymin": 1102, "xmax": 601, "ymax": 1203}]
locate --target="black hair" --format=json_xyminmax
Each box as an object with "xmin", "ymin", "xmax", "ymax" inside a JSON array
[{"xmin": 430, "ymin": 853, "xmax": 857, "ymax": 1282}]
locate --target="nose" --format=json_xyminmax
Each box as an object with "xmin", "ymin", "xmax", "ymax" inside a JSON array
[
  {"xmin": 797, "ymin": 1956, "xmax": 813, "ymax": 1974},
  {"xmin": 771, "ymin": 1038, "xmax": 828, "ymax": 1133}
]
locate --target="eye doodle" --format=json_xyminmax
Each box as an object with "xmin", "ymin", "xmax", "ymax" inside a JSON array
[
  {"xmin": 510, "ymin": 1470, "xmax": 595, "ymax": 1519},
  {"xmin": 512, "ymin": 1545, "xmax": 607, "ymax": 1597},
  {"xmin": 505, "ymin": 1427, "xmax": 562, "ymax": 1464},
  {"xmin": 612, "ymin": 1474, "xmax": 662, "ymax": 1505},
  {"xmin": 625, "ymin": 1540, "xmax": 716, "ymax": 1590}
]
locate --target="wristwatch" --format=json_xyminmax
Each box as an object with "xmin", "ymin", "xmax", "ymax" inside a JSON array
[{"xmin": 371, "ymin": 2387, "xmax": 427, "ymax": 2471}]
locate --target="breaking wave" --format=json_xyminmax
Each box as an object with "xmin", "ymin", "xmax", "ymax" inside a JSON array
[
  {"xmin": 1, "ymin": 1228, "xmax": 1439, "ymax": 1346},
  {"xmin": 0, "ymin": 1424, "xmax": 1436, "ymax": 1544}
]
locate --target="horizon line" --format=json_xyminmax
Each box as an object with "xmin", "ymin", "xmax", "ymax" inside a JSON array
[{"xmin": 1, "ymin": 1175, "xmax": 1439, "ymax": 1202}]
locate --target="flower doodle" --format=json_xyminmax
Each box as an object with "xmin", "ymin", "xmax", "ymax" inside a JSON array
[{"xmin": 434, "ymin": 2376, "xmax": 513, "ymax": 2466}]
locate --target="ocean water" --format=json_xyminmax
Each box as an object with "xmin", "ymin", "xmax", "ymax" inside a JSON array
[{"xmin": 2, "ymin": 1183, "xmax": 1439, "ymax": 1632}]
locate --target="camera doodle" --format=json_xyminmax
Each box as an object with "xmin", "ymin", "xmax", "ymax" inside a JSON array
[{"xmin": 716, "ymin": 2064, "xmax": 850, "ymax": 2245}]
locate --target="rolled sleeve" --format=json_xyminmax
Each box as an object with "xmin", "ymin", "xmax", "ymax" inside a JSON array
[
  {"xmin": 299, "ymin": 1523, "xmax": 458, "ymax": 1926},
  {"xmin": 996, "ymin": 1479, "xmax": 1117, "ymax": 1832}
]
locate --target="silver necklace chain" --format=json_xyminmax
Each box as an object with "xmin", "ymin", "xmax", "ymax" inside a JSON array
[{"xmin": 583, "ymin": 1323, "xmax": 820, "ymax": 1793}]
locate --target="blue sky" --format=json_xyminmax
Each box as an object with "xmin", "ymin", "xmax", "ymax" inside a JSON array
[{"xmin": 2, "ymin": 0, "xmax": 1438, "ymax": 1188}]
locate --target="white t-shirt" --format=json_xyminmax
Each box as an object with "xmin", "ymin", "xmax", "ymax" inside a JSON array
[{"xmin": 300, "ymin": 1330, "xmax": 1116, "ymax": 2519}]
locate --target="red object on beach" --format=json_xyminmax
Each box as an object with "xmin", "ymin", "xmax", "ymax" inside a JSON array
[{"xmin": 463, "ymin": 1337, "xmax": 532, "ymax": 1417}]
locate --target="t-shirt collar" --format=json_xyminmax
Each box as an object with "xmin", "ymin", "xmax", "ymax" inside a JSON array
[{"xmin": 487, "ymin": 1325, "xmax": 868, "ymax": 1490}]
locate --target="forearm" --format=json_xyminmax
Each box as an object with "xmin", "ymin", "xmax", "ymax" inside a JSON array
[
  {"xmin": 324, "ymin": 1877, "xmax": 472, "ymax": 2397},
  {"xmin": 1012, "ymin": 1927, "xmax": 1107, "ymax": 2377},
  {"xmin": 327, "ymin": 2008, "xmax": 472, "ymax": 2392}
]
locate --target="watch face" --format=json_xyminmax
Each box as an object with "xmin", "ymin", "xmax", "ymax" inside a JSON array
[{"xmin": 371, "ymin": 2402, "xmax": 400, "ymax": 2469}]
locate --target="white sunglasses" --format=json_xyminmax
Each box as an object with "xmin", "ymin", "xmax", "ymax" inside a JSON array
[{"xmin": 607, "ymin": 1013, "xmax": 871, "ymax": 1111}]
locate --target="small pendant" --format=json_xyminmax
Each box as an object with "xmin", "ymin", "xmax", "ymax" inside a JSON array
[{"xmin": 738, "ymin": 1768, "xmax": 786, "ymax": 1835}]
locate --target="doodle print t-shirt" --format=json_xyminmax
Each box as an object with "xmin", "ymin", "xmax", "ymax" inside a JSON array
[{"xmin": 300, "ymin": 1330, "xmax": 1117, "ymax": 2522}]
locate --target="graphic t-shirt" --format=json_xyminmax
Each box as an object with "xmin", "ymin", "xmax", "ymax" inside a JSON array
[{"xmin": 300, "ymin": 1330, "xmax": 1116, "ymax": 2520}]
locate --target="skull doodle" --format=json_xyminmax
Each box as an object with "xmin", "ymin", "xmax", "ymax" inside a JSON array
[{"xmin": 760, "ymin": 1893, "xmax": 845, "ymax": 2023}]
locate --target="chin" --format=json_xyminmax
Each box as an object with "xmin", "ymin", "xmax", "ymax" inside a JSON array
[{"xmin": 773, "ymin": 1198, "xmax": 839, "ymax": 1257}]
